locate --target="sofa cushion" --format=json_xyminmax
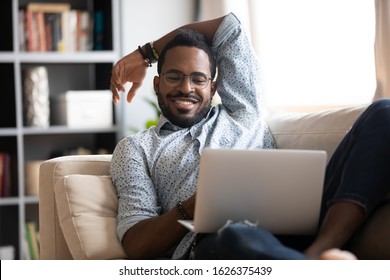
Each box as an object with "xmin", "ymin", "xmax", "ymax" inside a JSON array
[
  {"xmin": 266, "ymin": 105, "xmax": 367, "ymax": 161},
  {"xmin": 54, "ymin": 174, "xmax": 127, "ymax": 260}
]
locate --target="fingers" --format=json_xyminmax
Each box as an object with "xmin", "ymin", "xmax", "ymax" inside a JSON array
[
  {"xmin": 110, "ymin": 70, "xmax": 120, "ymax": 104},
  {"xmin": 111, "ymin": 62, "xmax": 126, "ymax": 104},
  {"xmin": 111, "ymin": 79, "xmax": 142, "ymax": 104},
  {"xmin": 110, "ymin": 77, "xmax": 124, "ymax": 104},
  {"xmin": 127, "ymin": 82, "xmax": 142, "ymax": 103},
  {"xmin": 110, "ymin": 50, "xmax": 148, "ymax": 103},
  {"xmin": 112, "ymin": 71, "xmax": 126, "ymax": 92},
  {"xmin": 110, "ymin": 85, "xmax": 120, "ymax": 105}
]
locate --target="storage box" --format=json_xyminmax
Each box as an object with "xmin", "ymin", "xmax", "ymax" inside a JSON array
[
  {"xmin": 51, "ymin": 90, "xmax": 113, "ymax": 128},
  {"xmin": 25, "ymin": 160, "xmax": 44, "ymax": 196}
]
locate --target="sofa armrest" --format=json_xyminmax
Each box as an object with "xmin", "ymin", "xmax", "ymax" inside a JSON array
[{"xmin": 39, "ymin": 154, "xmax": 112, "ymax": 260}]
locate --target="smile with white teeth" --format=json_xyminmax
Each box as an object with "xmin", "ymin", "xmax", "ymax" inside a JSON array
[{"xmin": 175, "ymin": 100, "xmax": 195, "ymax": 105}]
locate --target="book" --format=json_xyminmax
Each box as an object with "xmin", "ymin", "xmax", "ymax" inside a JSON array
[
  {"xmin": 25, "ymin": 221, "xmax": 40, "ymax": 260},
  {"xmin": 18, "ymin": 10, "xmax": 26, "ymax": 51},
  {"xmin": 44, "ymin": 13, "xmax": 53, "ymax": 51},
  {"xmin": 0, "ymin": 153, "xmax": 3, "ymax": 197},
  {"xmin": 52, "ymin": 12, "xmax": 63, "ymax": 51},
  {"xmin": 78, "ymin": 11, "xmax": 92, "ymax": 51},
  {"xmin": 2, "ymin": 153, "xmax": 10, "ymax": 197},
  {"xmin": 26, "ymin": 3, "xmax": 71, "ymax": 13},
  {"xmin": 36, "ymin": 11, "xmax": 46, "ymax": 52},
  {"xmin": 0, "ymin": 152, "xmax": 12, "ymax": 198},
  {"xmin": 25, "ymin": 9, "xmax": 37, "ymax": 51},
  {"xmin": 93, "ymin": 10, "xmax": 104, "ymax": 50}
]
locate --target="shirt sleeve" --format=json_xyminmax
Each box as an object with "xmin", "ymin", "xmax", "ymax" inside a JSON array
[
  {"xmin": 211, "ymin": 13, "xmax": 264, "ymax": 128},
  {"xmin": 110, "ymin": 137, "xmax": 161, "ymax": 241}
]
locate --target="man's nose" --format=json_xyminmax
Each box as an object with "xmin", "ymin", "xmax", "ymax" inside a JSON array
[{"xmin": 177, "ymin": 75, "xmax": 193, "ymax": 92}]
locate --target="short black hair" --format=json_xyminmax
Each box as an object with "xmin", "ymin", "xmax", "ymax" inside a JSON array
[{"xmin": 157, "ymin": 28, "xmax": 216, "ymax": 79}]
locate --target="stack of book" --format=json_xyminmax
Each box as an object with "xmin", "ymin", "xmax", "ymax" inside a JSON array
[{"xmin": 19, "ymin": 2, "xmax": 93, "ymax": 52}]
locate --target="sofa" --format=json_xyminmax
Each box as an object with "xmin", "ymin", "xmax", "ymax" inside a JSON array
[{"xmin": 39, "ymin": 104, "xmax": 390, "ymax": 260}]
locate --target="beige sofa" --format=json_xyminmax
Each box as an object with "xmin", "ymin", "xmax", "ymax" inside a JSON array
[{"xmin": 39, "ymin": 104, "xmax": 390, "ymax": 260}]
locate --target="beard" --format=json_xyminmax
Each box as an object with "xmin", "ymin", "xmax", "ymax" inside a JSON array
[{"xmin": 157, "ymin": 92, "xmax": 212, "ymax": 128}]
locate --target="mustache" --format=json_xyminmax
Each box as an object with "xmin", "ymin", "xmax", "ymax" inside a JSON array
[{"xmin": 160, "ymin": 92, "xmax": 203, "ymax": 102}]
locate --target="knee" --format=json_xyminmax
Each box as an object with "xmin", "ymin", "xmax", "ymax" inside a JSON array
[
  {"xmin": 362, "ymin": 99, "xmax": 390, "ymax": 128},
  {"xmin": 348, "ymin": 99, "xmax": 390, "ymax": 142},
  {"xmin": 367, "ymin": 99, "xmax": 390, "ymax": 117}
]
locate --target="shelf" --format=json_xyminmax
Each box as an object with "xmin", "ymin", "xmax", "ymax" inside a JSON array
[
  {"xmin": 18, "ymin": 51, "xmax": 118, "ymax": 63},
  {"xmin": 1, "ymin": 52, "xmax": 118, "ymax": 63},
  {"xmin": 23, "ymin": 196, "xmax": 39, "ymax": 204},
  {"xmin": 0, "ymin": 128, "xmax": 18, "ymax": 136},
  {"xmin": 0, "ymin": 197, "xmax": 20, "ymax": 206},
  {"xmin": 22, "ymin": 125, "xmax": 118, "ymax": 135},
  {"xmin": 0, "ymin": 126, "xmax": 117, "ymax": 136},
  {"xmin": 0, "ymin": 53, "xmax": 16, "ymax": 62},
  {"xmin": 0, "ymin": 0, "xmax": 121, "ymax": 259}
]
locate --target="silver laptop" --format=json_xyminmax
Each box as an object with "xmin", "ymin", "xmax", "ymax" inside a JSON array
[{"xmin": 178, "ymin": 148, "xmax": 327, "ymax": 235}]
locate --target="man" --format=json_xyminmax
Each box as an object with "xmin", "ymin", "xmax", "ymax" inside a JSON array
[{"xmin": 110, "ymin": 13, "xmax": 390, "ymax": 259}]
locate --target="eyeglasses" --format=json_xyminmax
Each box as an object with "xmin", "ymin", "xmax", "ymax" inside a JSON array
[{"xmin": 160, "ymin": 70, "xmax": 212, "ymax": 90}]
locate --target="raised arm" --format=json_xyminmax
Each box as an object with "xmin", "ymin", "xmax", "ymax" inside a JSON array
[{"xmin": 110, "ymin": 15, "xmax": 225, "ymax": 104}]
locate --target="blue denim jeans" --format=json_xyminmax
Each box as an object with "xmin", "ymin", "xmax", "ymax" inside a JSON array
[
  {"xmin": 192, "ymin": 221, "xmax": 308, "ymax": 259},
  {"xmin": 192, "ymin": 99, "xmax": 390, "ymax": 260},
  {"xmin": 321, "ymin": 99, "xmax": 390, "ymax": 221}
]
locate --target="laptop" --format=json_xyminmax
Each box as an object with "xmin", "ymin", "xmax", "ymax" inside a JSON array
[{"xmin": 178, "ymin": 148, "xmax": 327, "ymax": 235}]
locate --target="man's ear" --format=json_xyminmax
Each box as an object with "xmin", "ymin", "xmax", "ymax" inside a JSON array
[{"xmin": 153, "ymin": 76, "xmax": 160, "ymax": 94}]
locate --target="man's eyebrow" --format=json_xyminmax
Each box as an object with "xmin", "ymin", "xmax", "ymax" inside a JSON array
[
  {"xmin": 164, "ymin": 69, "xmax": 182, "ymax": 73},
  {"xmin": 165, "ymin": 69, "xmax": 209, "ymax": 76}
]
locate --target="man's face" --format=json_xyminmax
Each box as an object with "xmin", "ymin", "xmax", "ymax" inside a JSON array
[{"xmin": 154, "ymin": 46, "xmax": 216, "ymax": 128}]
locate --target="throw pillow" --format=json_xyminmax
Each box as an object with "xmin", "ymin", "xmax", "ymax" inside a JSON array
[{"xmin": 54, "ymin": 174, "xmax": 127, "ymax": 259}]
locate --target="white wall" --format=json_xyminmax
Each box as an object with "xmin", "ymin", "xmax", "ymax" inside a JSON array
[
  {"xmin": 250, "ymin": 0, "xmax": 376, "ymax": 110},
  {"xmin": 119, "ymin": 0, "xmax": 196, "ymax": 135},
  {"xmin": 197, "ymin": 1, "xmax": 376, "ymax": 111}
]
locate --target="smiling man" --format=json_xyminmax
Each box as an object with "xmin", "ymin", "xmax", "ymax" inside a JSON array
[{"xmin": 110, "ymin": 14, "xmax": 275, "ymax": 260}]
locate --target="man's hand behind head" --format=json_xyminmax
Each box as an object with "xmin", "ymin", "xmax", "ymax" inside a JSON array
[{"xmin": 111, "ymin": 49, "xmax": 149, "ymax": 104}]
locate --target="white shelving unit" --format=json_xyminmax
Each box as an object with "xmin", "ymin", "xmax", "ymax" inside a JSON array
[{"xmin": 0, "ymin": 0, "xmax": 122, "ymax": 259}]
